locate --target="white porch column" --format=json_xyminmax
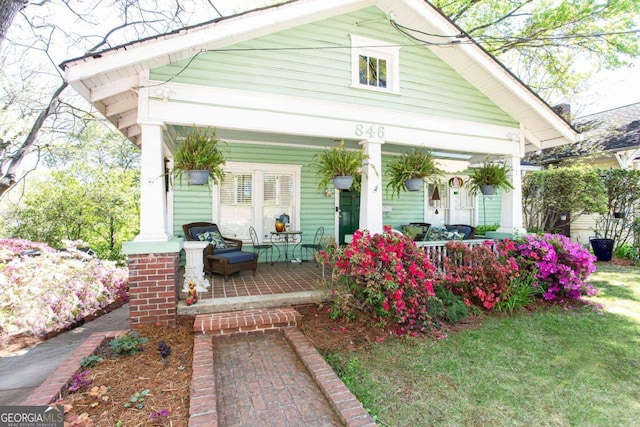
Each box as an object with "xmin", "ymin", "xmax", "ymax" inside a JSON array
[
  {"xmin": 497, "ymin": 155, "xmax": 526, "ymax": 235},
  {"xmin": 359, "ymin": 140, "xmax": 384, "ymax": 234},
  {"xmin": 182, "ymin": 241, "xmax": 211, "ymax": 292},
  {"xmin": 135, "ymin": 122, "xmax": 171, "ymax": 242}
]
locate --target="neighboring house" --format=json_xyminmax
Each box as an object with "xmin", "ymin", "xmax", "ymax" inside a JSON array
[
  {"xmin": 60, "ymin": 0, "xmax": 577, "ymax": 327},
  {"xmin": 528, "ymin": 102, "xmax": 640, "ymax": 243}
]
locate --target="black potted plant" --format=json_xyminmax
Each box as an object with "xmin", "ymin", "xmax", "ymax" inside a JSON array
[
  {"xmin": 311, "ymin": 140, "xmax": 367, "ymax": 191},
  {"xmin": 173, "ymin": 126, "xmax": 227, "ymax": 186},
  {"xmin": 590, "ymin": 217, "xmax": 615, "ymax": 262},
  {"xmin": 467, "ymin": 159, "xmax": 515, "ymax": 196},
  {"xmin": 385, "ymin": 148, "xmax": 442, "ymax": 199}
]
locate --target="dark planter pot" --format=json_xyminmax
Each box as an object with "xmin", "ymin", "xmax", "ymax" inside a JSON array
[
  {"xmin": 404, "ymin": 178, "xmax": 424, "ymax": 191},
  {"xmin": 332, "ymin": 176, "xmax": 354, "ymax": 190},
  {"xmin": 590, "ymin": 238, "xmax": 614, "ymax": 262},
  {"xmin": 613, "ymin": 211, "xmax": 626, "ymax": 219},
  {"xmin": 186, "ymin": 170, "xmax": 210, "ymax": 185},
  {"xmin": 481, "ymin": 185, "xmax": 495, "ymax": 196}
]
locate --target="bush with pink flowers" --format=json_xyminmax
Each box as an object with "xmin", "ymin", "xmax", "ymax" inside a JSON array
[
  {"xmin": 510, "ymin": 233, "xmax": 597, "ymax": 300},
  {"xmin": 318, "ymin": 227, "xmax": 441, "ymax": 334},
  {"xmin": 0, "ymin": 238, "xmax": 128, "ymax": 337},
  {"xmin": 439, "ymin": 240, "xmax": 519, "ymax": 310}
]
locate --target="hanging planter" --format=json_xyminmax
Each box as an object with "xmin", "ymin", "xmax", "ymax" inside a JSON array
[
  {"xmin": 385, "ymin": 148, "xmax": 441, "ymax": 199},
  {"xmin": 186, "ymin": 170, "xmax": 210, "ymax": 185},
  {"xmin": 467, "ymin": 159, "xmax": 514, "ymax": 196},
  {"xmin": 332, "ymin": 176, "xmax": 354, "ymax": 190},
  {"xmin": 480, "ymin": 185, "xmax": 495, "ymax": 196},
  {"xmin": 173, "ymin": 126, "xmax": 227, "ymax": 187},
  {"xmin": 311, "ymin": 141, "xmax": 366, "ymax": 192},
  {"xmin": 404, "ymin": 178, "xmax": 424, "ymax": 191}
]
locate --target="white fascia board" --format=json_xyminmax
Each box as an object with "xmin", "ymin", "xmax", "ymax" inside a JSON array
[
  {"xmin": 383, "ymin": 0, "xmax": 577, "ymax": 146},
  {"xmin": 149, "ymin": 82, "xmax": 516, "ymax": 141},
  {"xmin": 146, "ymin": 86, "xmax": 520, "ymax": 156},
  {"xmin": 64, "ymin": 0, "xmax": 375, "ymax": 83}
]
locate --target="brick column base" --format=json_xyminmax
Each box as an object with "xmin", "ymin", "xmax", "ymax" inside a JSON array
[{"xmin": 128, "ymin": 252, "xmax": 179, "ymax": 328}]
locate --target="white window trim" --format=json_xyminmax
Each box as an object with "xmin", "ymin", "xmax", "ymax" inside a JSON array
[
  {"xmin": 350, "ymin": 34, "xmax": 400, "ymax": 94},
  {"xmin": 212, "ymin": 161, "xmax": 302, "ymax": 243}
]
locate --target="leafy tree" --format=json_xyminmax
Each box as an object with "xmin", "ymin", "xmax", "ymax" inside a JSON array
[
  {"xmin": 594, "ymin": 169, "xmax": 640, "ymax": 249},
  {"xmin": 522, "ymin": 165, "xmax": 606, "ymax": 233},
  {"xmin": 432, "ymin": 0, "xmax": 640, "ymax": 104},
  {"xmin": 1, "ymin": 123, "xmax": 140, "ymax": 261},
  {"xmin": 0, "ymin": 0, "xmax": 223, "ymax": 198}
]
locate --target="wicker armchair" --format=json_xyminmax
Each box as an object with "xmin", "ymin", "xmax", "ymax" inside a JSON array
[{"xmin": 183, "ymin": 222, "xmax": 256, "ymax": 277}]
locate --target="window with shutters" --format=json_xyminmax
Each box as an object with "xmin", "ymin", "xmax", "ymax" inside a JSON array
[{"xmin": 216, "ymin": 162, "xmax": 301, "ymax": 243}]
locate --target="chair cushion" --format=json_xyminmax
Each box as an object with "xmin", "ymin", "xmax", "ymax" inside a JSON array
[
  {"xmin": 425, "ymin": 226, "xmax": 464, "ymax": 241},
  {"xmin": 190, "ymin": 226, "xmax": 228, "ymax": 249},
  {"xmin": 213, "ymin": 247, "xmax": 238, "ymax": 254},
  {"xmin": 445, "ymin": 225, "xmax": 474, "ymax": 240},
  {"xmin": 215, "ymin": 251, "xmax": 255, "ymax": 264}
]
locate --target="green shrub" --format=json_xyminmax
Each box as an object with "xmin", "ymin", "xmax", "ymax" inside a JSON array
[
  {"xmin": 434, "ymin": 285, "xmax": 469, "ymax": 324},
  {"xmin": 615, "ymin": 244, "xmax": 639, "ymax": 260},
  {"xmin": 495, "ymin": 268, "xmax": 539, "ymax": 313},
  {"xmin": 475, "ymin": 224, "xmax": 499, "ymax": 236},
  {"xmin": 109, "ymin": 331, "xmax": 148, "ymax": 356}
]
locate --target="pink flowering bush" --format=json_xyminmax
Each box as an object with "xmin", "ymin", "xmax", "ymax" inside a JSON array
[
  {"xmin": 318, "ymin": 226, "xmax": 439, "ymax": 335},
  {"xmin": 0, "ymin": 238, "xmax": 128, "ymax": 337},
  {"xmin": 440, "ymin": 240, "xmax": 519, "ymax": 310},
  {"xmin": 510, "ymin": 233, "xmax": 597, "ymax": 300}
]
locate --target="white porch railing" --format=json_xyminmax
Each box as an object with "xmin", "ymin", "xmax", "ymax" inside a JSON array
[{"xmin": 415, "ymin": 238, "xmax": 496, "ymax": 272}]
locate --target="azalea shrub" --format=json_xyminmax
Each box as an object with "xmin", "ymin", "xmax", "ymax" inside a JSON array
[
  {"xmin": 318, "ymin": 227, "xmax": 441, "ymax": 335},
  {"xmin": 439, "ymin": 240, "xmax": 519, "ymax": 310},
  {"xmin": 0, "ymin": 238, "xmax": 128, "ymax": 337},
  {"xmin": 510, "ymin": 233, "xmax": 597, "ymax": 300}
]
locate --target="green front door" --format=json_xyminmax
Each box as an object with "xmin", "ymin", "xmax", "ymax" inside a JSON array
[{"xmin": 339, "ymin": 191, "xmax": 360, "ymax": 245}]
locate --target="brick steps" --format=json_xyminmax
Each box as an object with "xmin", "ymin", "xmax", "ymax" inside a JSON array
[{"xmin": 193, "ymin": 307, "xmax": 301, "ymax": 337}]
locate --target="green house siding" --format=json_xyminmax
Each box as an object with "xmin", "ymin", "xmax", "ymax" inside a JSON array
[
  {"xmin": 151, "ymin": 7, "xmax": 517, "ymax": 127},
  {"xmin": 477, "ymin": 193, "xmax": 501, "ymax": 227},
  {"xmin": 173, "ymin": 143, "xmax": 335, "ymax": 254},
  {"xmin": 380, "ymin": 154, "xmax": 425, "ymax": 229}
]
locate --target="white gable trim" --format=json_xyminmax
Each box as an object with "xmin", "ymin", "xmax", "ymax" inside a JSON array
[{"xmin": 64, "ymin": 0, "xmax": 375, "ymax": 83}]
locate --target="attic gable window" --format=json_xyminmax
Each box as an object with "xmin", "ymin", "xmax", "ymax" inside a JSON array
[{"xmin": 350, "ymin": 34, "xmax": 400, "ymax": 94}]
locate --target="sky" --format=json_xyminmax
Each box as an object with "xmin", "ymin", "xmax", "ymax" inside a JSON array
[{"xmin": 576, "ymin": 61, "xmax": 640, "ymax": 116}]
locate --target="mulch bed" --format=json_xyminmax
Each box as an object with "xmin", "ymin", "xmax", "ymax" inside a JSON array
[{"xmin": 60, "ymin": 316, "xmax": 194, "ymax": 427}]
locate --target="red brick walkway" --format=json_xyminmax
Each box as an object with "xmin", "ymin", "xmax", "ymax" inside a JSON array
[{"xmin": 213, "ymin": 333, "xmax": 342, "ymax": 426}]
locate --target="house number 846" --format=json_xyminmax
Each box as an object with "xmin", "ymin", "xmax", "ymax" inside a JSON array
[{"xmin": 355, "ymin": 124, "xmax": 385, "ymax": 139}]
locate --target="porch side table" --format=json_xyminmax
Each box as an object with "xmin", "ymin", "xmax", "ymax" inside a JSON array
[
  {"xmin": 182, "ymin": 241, "xmax": 211, "ymax": 293},
  {"xmin": 270, "ymin": 230, "xmax": 302, "ymax": 263}
]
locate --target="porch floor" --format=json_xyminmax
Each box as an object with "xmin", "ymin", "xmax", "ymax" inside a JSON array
[{"xmin": 177, "ymin": 260, "xmax": 328, "ymax": 314}]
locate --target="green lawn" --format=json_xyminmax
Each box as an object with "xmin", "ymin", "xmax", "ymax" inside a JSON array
[{"xmin": 329, "ymin": 263, "xmax": 640, "ymax": 427}]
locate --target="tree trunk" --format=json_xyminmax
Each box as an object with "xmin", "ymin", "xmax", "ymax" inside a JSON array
[
  {"xmin": 0, "ymin": 81, "xmax": 68, "ymax": 198},
  {"xmin": 0, "ymin": 0, "xmax": 28, "ymax": 43}
]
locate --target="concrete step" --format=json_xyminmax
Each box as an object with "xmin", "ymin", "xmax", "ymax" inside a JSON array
[{"xmin": 193, "ymin": 307, "xmax": 301, "ymax": 337}]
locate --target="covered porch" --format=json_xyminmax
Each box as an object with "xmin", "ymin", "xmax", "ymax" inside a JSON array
[{"xmin": 177, "ymin": 261, "xmax": 327, "ymax": 314}]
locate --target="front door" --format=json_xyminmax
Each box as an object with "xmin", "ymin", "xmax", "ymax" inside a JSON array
[{"xmin": 339, "ymin": 191, "xmax": 360, "ymax": 245}]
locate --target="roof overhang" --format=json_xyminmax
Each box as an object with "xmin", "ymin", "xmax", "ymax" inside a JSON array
[{"xmin": 60, "ymin": 0, "xmax": 578, "ymax": 150}]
